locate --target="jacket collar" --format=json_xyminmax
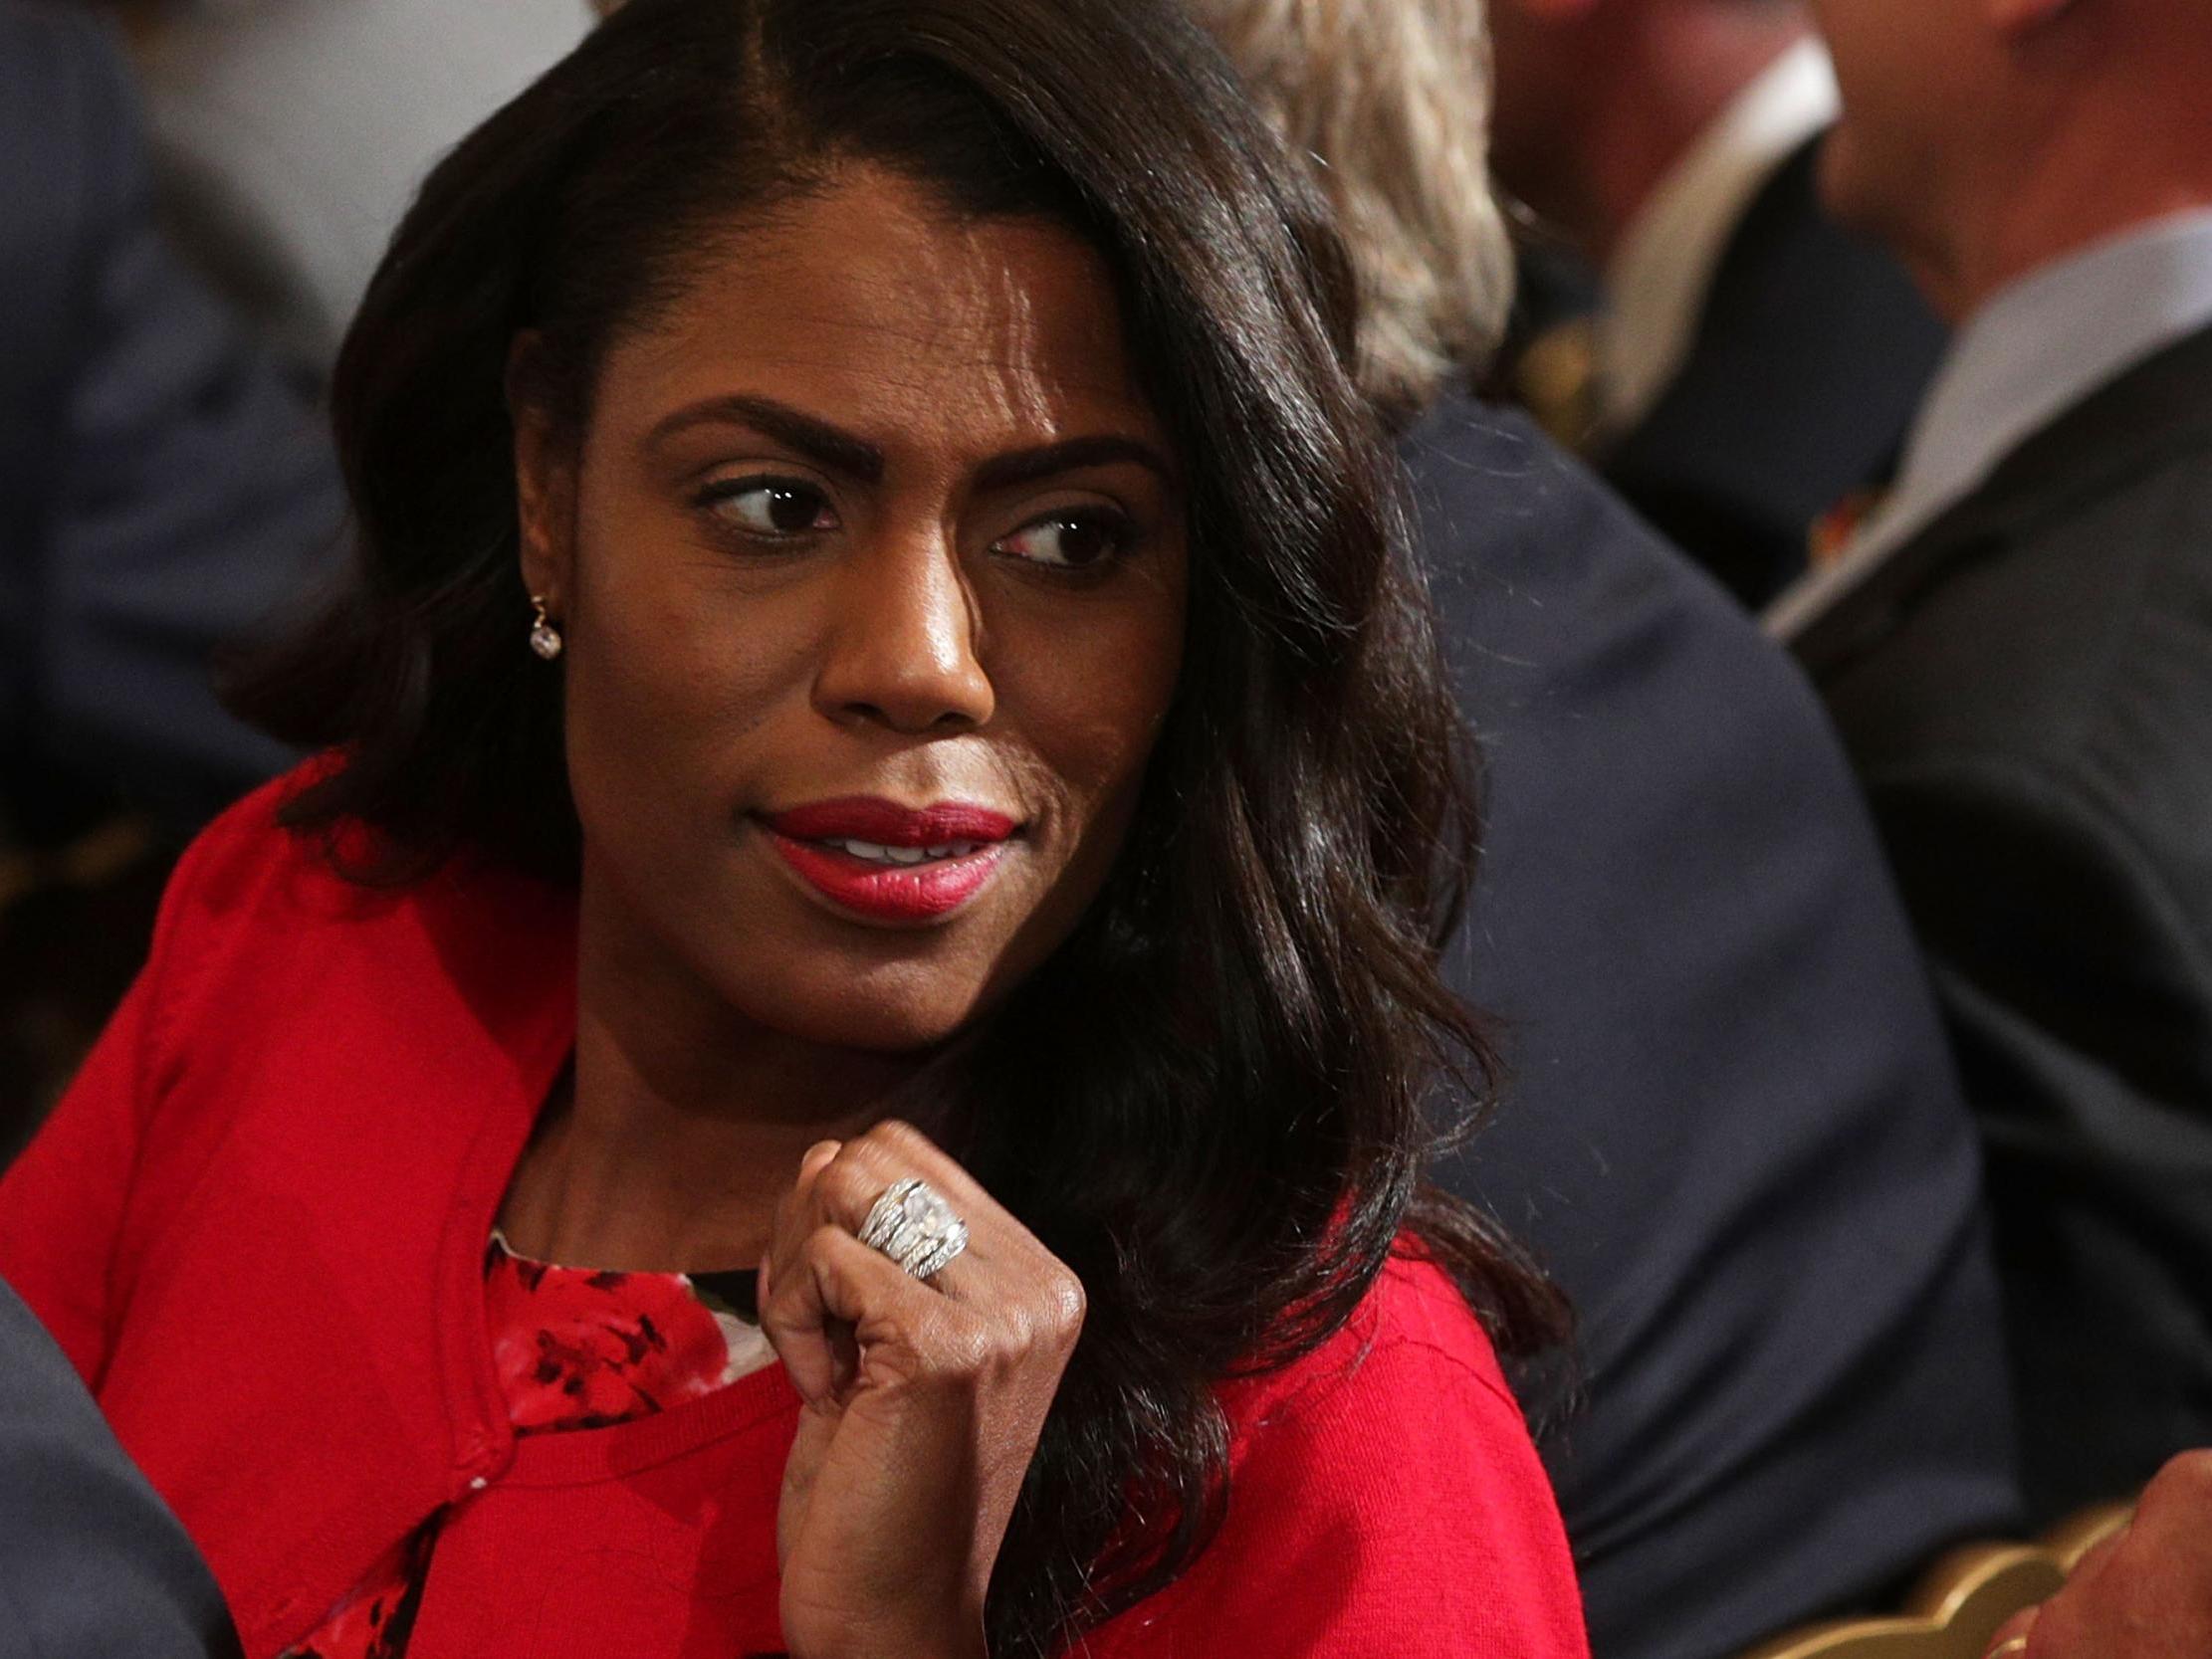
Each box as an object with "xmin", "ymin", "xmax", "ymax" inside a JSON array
[
  {"xmin": 408, "ymin": 854, "xmax": 579, "ymax": 1479},
  {"xmin": 1792, "ymin": 320, "xmax": 2212, "ymax": 683}
]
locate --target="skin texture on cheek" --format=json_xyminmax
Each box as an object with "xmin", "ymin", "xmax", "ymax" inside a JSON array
[{"xmin": 523, "ymin": 167, "xmax": 1187, "ymax": 1064}]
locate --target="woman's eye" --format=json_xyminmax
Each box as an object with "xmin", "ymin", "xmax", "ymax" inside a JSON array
[
  {"xmin": 701, "ymin": 478, "xmax": 836, "ymax": 538},
  {"xmin": 995, "ymin": 513, "xmax": 1133, "ymax": 570}
]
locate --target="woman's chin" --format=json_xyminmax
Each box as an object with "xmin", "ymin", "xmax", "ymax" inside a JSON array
[{"xmin": 726, "ymin": 967, "xmax": 995, "ymax": 1057}]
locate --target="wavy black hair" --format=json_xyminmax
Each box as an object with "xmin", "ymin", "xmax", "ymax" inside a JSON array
[{"xmin": 228, "ymin": 0, "xmax": 1568, "ymax": 1650}]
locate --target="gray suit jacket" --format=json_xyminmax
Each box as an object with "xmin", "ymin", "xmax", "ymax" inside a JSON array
[
  {"xmin": 1797, "ymin": 322, "xmax": 2212, "ymax": 1521},
  {"xmin": 0, "ymin": 1278, "xmax": 239, "ymax": 1659},
  {"xmin": 0, "ymin": 0, "xmax": 343, "ymax": 838}
]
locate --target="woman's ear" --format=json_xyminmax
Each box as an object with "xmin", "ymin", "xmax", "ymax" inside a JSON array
[{"xmin": 508, "ymin": 330, "xmax": 576, "ymax": 612}]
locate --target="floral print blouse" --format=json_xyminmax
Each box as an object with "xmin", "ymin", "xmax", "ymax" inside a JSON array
[{"xmin": 279, "ymin": 1237, "xmax": 774, "ymax": 1659}]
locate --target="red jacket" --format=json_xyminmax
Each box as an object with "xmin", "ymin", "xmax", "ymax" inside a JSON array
[{"xmin": 0, "ymin": 774, "xmax": 1589, "ymax": 1659}]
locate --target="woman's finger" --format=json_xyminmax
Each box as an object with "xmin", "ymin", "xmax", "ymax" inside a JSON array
[
  {"xmin": 762, "ymin": 1138, "xmax": 845, "ymax": 1303},
  {"xmin": 769, "ymin": 1123, "xmax": 1078, "ymax": 1346},
  {"xmin": 843, "ymin": 1120, "xmax": 999, "ymax": 1223},
  {"xmin": 782, "ymin": 1138, "xmax": 842, "ymax": 1238},
  {"xmin": 759, "ymin": 1221, "xmax": 928, "ymax": 1404},
  {"xmin": 805, "ymin": 1127, "xmax": 1001, "ymax": 1285}
]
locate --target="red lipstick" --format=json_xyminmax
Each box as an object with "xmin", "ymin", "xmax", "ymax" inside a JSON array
[{"xmin": 762, "ymin": 797, "xmax": 1018, "ymax": 924}]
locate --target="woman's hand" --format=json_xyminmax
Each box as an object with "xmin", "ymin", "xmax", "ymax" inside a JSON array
[{"xmin": 759, "ymin": 1121, "xmax": 1086, "ymax": 1659}]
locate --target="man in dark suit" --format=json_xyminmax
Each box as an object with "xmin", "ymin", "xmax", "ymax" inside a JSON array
[
  {"xmin": 1486, "ymin": 0, "xmax": 1945, "ymax": 608},
  {"xmin": 1413, "ymin": 400, "xmax": 2020, "ymax": 1659},
  {"xmin": 1, "ymin": 1278, "xmax": 241, "ymax": 1658},
  {"xmin": 1186, "ymin": 3, "xmax": 2021, "ymax": 1654},
  {"xmin": 1787, "ymin": 0, "xmax": 2212, "ymax": 1522}
]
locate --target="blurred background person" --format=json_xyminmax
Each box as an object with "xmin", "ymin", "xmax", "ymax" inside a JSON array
[
  {"xmin": 1485, "ymin": 0, "xmax": 1944, "ymax": 607},
  {"xmin": 124, "ymin": 0, "xmax": 594, "ymax": 370},
  {"xmin": 1, "ymin": 0, "xmax": 343, "ymax": 1157},
  {"xmin": 1186, "ymin": 3, "xmax": 2020, "ymax": 1656},
  {"xmin": 1786, "ymin": 0, "xmax": 2212, "ymax": 1522}
]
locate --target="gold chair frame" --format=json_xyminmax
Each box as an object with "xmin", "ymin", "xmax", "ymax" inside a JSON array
[{"xmin": 1739, "ymin": 1502, "xmax": 2134, "ymax": 1659}]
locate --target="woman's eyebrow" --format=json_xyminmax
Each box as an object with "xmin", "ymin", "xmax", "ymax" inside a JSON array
[
  {"xmin": 973, "ymin": 436, "xmax": 1178, "ymax": 493},
  {"xmin": 648, "ymin": 394, "xmax": 885, "ymax": 483},
  {"xmin": 648, "ymin": 396, "xmax": 1173, "ymax": 491}
]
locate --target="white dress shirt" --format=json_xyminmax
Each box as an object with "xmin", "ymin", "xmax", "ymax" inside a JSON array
[
  {"xmin": 1765, "ymin": 207, "xmax": 2212, "ymax": 640},
  {"xmin": 1598, "ymin": 38, "xmax": 1841, "ymax": 438}
]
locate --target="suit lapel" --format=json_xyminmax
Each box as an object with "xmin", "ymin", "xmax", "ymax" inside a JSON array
[{"xmin": 1794, "ymin": 320, "xmax": 2212, "ymax": 683}]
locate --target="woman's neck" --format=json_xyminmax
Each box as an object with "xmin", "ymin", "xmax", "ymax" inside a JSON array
[{"xmin": 496, "ymin": 871, "xmax": 934, "ymax": 1274}]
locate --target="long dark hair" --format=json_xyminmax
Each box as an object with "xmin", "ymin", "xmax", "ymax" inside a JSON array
[{"xmin": 228, "ymin": 0, "xmax": 1567, "ymax": 1650}]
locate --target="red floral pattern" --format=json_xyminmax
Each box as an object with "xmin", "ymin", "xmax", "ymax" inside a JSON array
[{"xmin": 280, "ymin": 1238, "xmax": 766, "ymax": 1659}]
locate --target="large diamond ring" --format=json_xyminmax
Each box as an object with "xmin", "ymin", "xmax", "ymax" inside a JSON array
[{"xmin": 859, "ymin": 1176, "xmax": 969, "ymax": 1281}]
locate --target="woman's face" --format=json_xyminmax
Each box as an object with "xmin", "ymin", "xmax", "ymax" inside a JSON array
[{"xmin": 518, "ymin": 166, "xmax": 1188, "ymax": 1052}]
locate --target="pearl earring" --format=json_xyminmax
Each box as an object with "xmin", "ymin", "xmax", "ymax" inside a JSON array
[{"xmin": 528, "ymin": 596, "xmax": 563, "ymax": 661}]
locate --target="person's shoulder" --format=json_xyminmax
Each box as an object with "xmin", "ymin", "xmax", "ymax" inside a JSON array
[
  {"xmin": 1835, "ymin": 439, "xmax": 2212, "ymax": 804},
  {"xmin": 1101, "ymin": 1251, "xmax": 1588, "ymax": 1658},
  {"xmin": 1983, "ymin": 413, "xmax": 2212, "ymax": 657},
  {"xmin": 1404, "ymin": 392, "xmax": 1769, "ymax": 662},
  {"xmin": 1220, "ymin": 1249, "xmax": 1529, "ymax": 1472},
  {"xmin": 1401, "ymin": 394, "xmax": 1667, "ymax": 594},
  {"xmin": 1404, "ymin": 395, "xmax": 1855, "ymax": 818},
  {"xmin": 117, "ymin": 757, "xmax": 571, "ymax": 1160},
  {"xmin": 121, "ymin": 760, "xmax": 372, "ymax": 1047},
  {"xmin": 161, "ymin": 755, "xmax": 376, "ymax": 928},
  {"xmin": 1353, "ymin": 1250, "xmax": 1514, "ymax": 1389},
  {"xmin": 144, "ymin": 754, "xmax": 546, "ymax": 1033}
]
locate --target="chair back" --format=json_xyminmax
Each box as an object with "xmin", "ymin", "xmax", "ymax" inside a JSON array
[{"xmin": 1738, "ymin": 1503, "xmax": 2133, "ymax": 1659}]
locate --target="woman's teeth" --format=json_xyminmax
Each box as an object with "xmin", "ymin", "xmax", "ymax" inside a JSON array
[{"xmin": 817, "ymin": 839, "xmax": 985, "ymax": 866}]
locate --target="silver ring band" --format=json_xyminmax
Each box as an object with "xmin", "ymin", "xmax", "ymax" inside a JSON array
[
  {"xmin": 857, "ymin": 1177, "xmax": 920, "ymax": 1251},
  {"xmin": 903, "ymin": 1223, "xmax": 969, "ymax": 1281},
  {"xmin": 859, "ymin": 1176, "xmax": 969, "ymax": 1281}
]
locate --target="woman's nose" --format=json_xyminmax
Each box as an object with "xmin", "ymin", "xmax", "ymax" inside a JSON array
[{"xmin": 812, "ymin": 528, "xmax": 996, "ymax": 733}]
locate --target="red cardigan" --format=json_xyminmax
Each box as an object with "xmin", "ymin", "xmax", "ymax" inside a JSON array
[{"xmin": 0, "ymin": 773, "xmax": 1588, "ymax": 1659}]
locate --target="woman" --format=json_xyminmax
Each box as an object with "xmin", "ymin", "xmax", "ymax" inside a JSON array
[{"xmin": 0, "ymin": 1, "xmax": 1586, "ymax": 1655}]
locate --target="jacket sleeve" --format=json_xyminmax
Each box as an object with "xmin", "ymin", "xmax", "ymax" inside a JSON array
[
  {"xmin": 1084, "ymin": 1323, "xmax": 1590, "ymax": 1659},
  {"xmin": 0, "ymin": 1279, "xmax": 241, "ymax": 1659}
]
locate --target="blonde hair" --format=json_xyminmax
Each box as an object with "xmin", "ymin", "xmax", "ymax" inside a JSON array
[{"xmin": 1191, "ymin": 0, "xmax": 1512, "ymax": 417}]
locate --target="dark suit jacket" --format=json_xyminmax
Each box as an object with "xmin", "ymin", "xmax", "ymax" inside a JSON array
[
  {"xmin": 0, "ymin": 0, "xmax": 343, "ymax": 840},
  {"xmin": 1600, "ymin": 136, "xmax": 1947, "ymax": 610},
  {"xmin": 0, "ymin": 1278, "xmax": 240, "ymax": 1659},
  {"xmin": 1796, "ymin": 321, "xmax": 2212, "ymax": 1522},
  {"xmin": 1409, "ymin": 398, "xmax": 2022, "ymax": 1659}
]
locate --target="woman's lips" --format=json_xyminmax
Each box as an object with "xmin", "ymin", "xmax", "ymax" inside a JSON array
[{"xmin": 761, "ymin": 798, "xmax": 1018, "ymax": 924}]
